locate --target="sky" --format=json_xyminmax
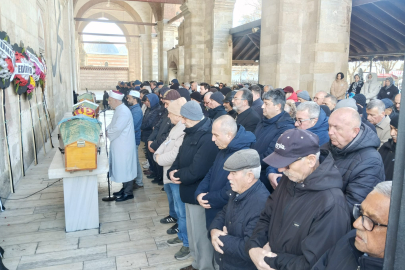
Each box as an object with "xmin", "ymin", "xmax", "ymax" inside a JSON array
[{"xmin": 233, "ymin": 0, "xmax": 258, "ymax": 27}]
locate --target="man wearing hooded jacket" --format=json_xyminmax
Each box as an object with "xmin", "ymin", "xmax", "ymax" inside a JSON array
[{"xmin": 246, "ymin": 129, "xmax": 351, "ymax": 270}]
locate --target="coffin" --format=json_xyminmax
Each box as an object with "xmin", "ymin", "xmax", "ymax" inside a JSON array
[
  {"xmin": 73, "ymin": 100, "xmax": 100, "ymax": 117},
  {"xmin": 78, "ymin": 92, "xmax": 96, "ymax": 103},
  {"xmin": 58, "ymin": 116, "xmax": 102, "ymax": 172}
]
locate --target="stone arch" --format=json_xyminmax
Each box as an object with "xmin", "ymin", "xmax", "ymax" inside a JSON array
[
  {"xmin": 77, "ymin": 12, "xmax": 135, "ymax": 43},
  {"xmin": 168, "ymin": 61, "xmax": 178, "ymax": 81},
  {"xmin": 75, "ymin": 0, "xmax": 146, "ymax": 35}
]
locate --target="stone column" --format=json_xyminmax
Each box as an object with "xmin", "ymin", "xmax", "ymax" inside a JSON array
[
  {"xmin": 205, "ymin": 0, "xmax": 236, "ymax": 84},
  {"xmin": 141, "ymin": 34, "xmax": 153, "ymax": 81},
  {"xmin": 259, "ymin": 0, "xmax": 305, "ymax": 89},
  {"xmin": 127, "ymin": 38, "xmax": 141, "ymax": 81},
  {"xmin": 152, "ymin": 36, "xmax": 159, "ymax": 81},
  {"xmin": 181, "ymin": 0, "xmax": 206, "ymax": 83},
  {"xmin": 299, "ymin": 0, "xmax": 352, "ymax": 96},
  {"xmin": 157, "ymin": 21, "xmax": 176, "ymax": 84}
]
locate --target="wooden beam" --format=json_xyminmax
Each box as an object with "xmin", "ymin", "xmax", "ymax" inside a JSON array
[
  {"xmin": 74, "ymin": 18, "xmax": 157, "ymax": 26},
  {"xmin": 78, "ymin": 32, "xmax": 141, "ymax": 38},
  {"xmin": 373, "ymin": 1, "xmax": 405, "ymax": 26},
  {"xmin": 167, "ymin": 12, "xmax": 184, "ymax": 24},
  {"xmin": 352, "ymin": 0, "xmax": 383, "ymax": 7},
  {"xmin": 232, "ymin": 60, "xmax": 259, "ymax": 66},
  {"xmin": 350, "ymin": 32, "xmax": 379, "ymax": 52},
  {"xmin": 359, "ymin": 5, "xmax": 405, "ymax": 36},
  {"xmin": 350, "ymin": 25, "xmax": 392, "ymax": 51},
  {"xmin": 81, "ymin": 41, "xmax": 126, "ymax": 44}
]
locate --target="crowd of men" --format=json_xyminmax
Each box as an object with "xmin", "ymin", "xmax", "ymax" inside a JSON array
[{"xmin": 103, "ymin": 75, "xmax": 398, "ymax": 270}]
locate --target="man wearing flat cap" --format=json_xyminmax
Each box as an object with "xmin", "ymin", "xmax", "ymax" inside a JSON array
[
  {"xmin": 209, "ymin": 149, "xmax": 269, "ymax": 270},
  {"xmin": 246, "ymin": 129, "xmax": 351, "ymax": 270},
  {"xmin": 107, "ymin": 90, "xmax": 138, "ymax": 202}
]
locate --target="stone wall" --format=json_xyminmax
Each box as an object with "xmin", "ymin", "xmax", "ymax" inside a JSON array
[
  {"xmin": 86, "ymin": 54, "xmax": 128, "ymax": 67},
  {"xmin": 80, "ymin": 67, "xmax": 129, "ymax": 91},
  {"xmin": 0, "ymin": 0, "xmax": 77, "ymax": 198}
]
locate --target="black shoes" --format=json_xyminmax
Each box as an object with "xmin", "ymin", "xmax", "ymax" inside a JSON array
[
  {"xmin": 146, "ymin": 174, "xmax": 156, "ymax": 179},
  {"xmin": 151, "ymin": 177, "xmax": 162, "ymax": 184},
  {"xmin": 115, "ymin": 194, "xmax": 134, "ymax": 202},
  {"xmin": 113, "ymin": 189, "xmax": 124, "ymax": 196},
  {"xmin": 167, "ymin": 223, "xmax": 179, "ymax": 234},
  {"xmin": 160, "ymin": 215, "xmax": 177, "ymax": 224}
]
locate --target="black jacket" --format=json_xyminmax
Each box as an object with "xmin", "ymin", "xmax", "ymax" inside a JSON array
[
  {"xmin": 141, "ymin": 103, "xmax": 162, "ymax": 142},
  {"xmin": 236, "ymin": 108, "xmax": 261, "ymax": 133},
  {"xmin": 253, "ymin": 111, "xmax": 295, "ymax": 191},
  {"xmin": 325, "ymin": 123, "xmax": 385, "ymax": 217},
  {"xmin": 377, "ymin": 85, "xmax": 399, "ymax": 100},
  {"xmin": 348, "ymin": 81, "xmax": 364, "ymax": 95},
  {"xmin": 227, "ymin": 109, "xmax": 238, "ymax": 119},
  {"xmin": 208, "ymin": 105, "xmax": 227, "ymax": 120},
  {"xmin": 312, "ymin": 230, "xmax": 383, "ymax": 270},
  {"xmin": 148, "ymin": 112, "xmax": 174, "ymax": 151},
  {"xmin": 209, "ymin": 180, "xmax": 270, "ymax": 270},
  {"xmin": 167, "ymin": 117, "xmax": 219, "ymax": 204},
  {"xmin": 378, "ymin": 139, "xmax": 396, "ymax": 180},
  {"xmin": 246, "ymin": 150, "xmax": 351, "ymax": 270}
]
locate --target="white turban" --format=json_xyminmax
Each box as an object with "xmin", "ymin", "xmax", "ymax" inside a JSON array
[
  {"xmin": 109, "ymin": 90, "xmax": 124, "ymax": 100},
  {"xmin": 128, "ymin": 90, "xmax": 140, "ymax": 98}
]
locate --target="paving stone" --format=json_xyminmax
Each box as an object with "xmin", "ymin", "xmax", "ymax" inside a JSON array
[
  {"xmin": 83, "ymin": 257, "xmax": 116, "ymax": 270},
  {"xmin": 116, "ymin": 252, "xmax": 148, "ymax": 270},
  {"xmin": 2, "ymin": 243, "xmax": 38, "ymax": 259},
  {"xmin": 36, "ymin": 238, "xmax": 79, "ymax": 254},
  {"xmin": 79, "ymin": 231, "xmax": 130, "ymax": 248},
  {"xmin": 107, "ymin": 238, "xmax": 157, "ymax": 257}
]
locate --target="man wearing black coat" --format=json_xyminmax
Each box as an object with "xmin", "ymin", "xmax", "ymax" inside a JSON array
[
  {"xmin": 209, "ymin": 149, "xmax": 269, "ymax": 270},
  {"xmin": 324, "ymin": 107, "xmax": 384, "ymax": 219},
  {"xmin": 247, "ymin": 129, "xmax": 351, "ymax": 270},
  {"xmin": 249, "ymin": 85, "xmax": 264, "ymax": 117},
  {"xmin": 233, "ymin": 88, "xmax": 261, "ymax": 133},
  {"xmin": 167, "ymin": 101, "xmax": 219, "ymax": 268},
  {"xmin": 208, "ymin": 92, "xmax": 227, "ymax": 120},
  {"xmin": 378, "ymin": 114, "xmax": 398, "ymax": 180},
  {"xmin": 312, "ymin": 181, "xmax": 391, "ymax": 270}
]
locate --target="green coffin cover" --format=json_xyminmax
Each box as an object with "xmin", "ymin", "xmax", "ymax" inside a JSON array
[
  {"xmin": 72, "ymin": 100, "xmax": 99, "ymax": 111},
  {"xmin": 58, "ymin": 116, "xmax": 102, "ymax": 146},
  {"xmin": 78, "ymin": 93, "xmax": 95, "ymax": 102}
]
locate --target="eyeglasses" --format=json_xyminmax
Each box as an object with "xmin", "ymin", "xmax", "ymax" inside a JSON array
[
  {"xmin": 353, "ymin": 204, "xmax": 388, "ymax": 231},
  {"xmin": 294, "ymin": 118, "xmax": 314, "ymax": 125}
]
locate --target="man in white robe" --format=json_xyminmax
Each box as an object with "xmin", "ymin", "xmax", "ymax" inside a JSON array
[{"xmin": 107, "ymin": 90, "xmax": 137, "ymax": 202}]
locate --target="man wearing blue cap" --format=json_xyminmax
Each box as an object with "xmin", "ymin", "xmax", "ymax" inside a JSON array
[{"xmin": 246, "ymin": 129, "xmax": 351, "ymax": 270}]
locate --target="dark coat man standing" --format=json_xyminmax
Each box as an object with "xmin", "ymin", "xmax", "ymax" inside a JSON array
[
  {"xmin": 247, "ymin": 129, "xmax": 351, "ymax": 270},
  {"xmin": 233, "ymin": 88, "xmax": 261, "ymax": 133},
  {"xmin": 209, "ymin": 149, "xmax": 269, "ymax": 270}
]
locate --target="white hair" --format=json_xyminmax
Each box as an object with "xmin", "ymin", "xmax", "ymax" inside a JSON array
[
  {"xmin": 297, "ymin": 101, "xmax": 320, "ymax": 119},
  {"xmin": 244, "ymin": 166, "xmax": 261, "ymax": 179},
  {"xmin": 373, "ymin": 181, "xmax": 392, "ymax": 198},
  {"xmin": 367, "ymin": 99, "xmax": 386, "ymax": 113}
]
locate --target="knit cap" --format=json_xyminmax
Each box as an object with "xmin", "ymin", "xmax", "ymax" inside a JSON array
[
  {"xmin": 210, "ymin": 92, "xmax": 225, "ymax": 105},
  {"xmin": 168, "ymin": 97, "xmax": 187, "ymax": 116},
  {"xmin": 163, "ymin": 89, "xmax": 181, "ymax": 101},
  {"xmin": 180, "ymin": 101, "xmax": 204, "ymax": 121},
  {"xmin": 335, "ymin": 98, "xmax": 357, "ymax": 110},
  {"xmin": 353, "ymin": 94, "xmax": 367, "ymax": 107},
  {"xmin": 190, "ymin": 92, "xmax": 202, "ymax": 103},
  {"xmin": 297, "ymin": 91, "xmax": 310, "ymax": 101}
]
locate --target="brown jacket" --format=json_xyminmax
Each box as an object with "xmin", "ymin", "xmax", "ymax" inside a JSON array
[{"xmin": 330, "ymin": 79, "xmax": 349, "ymax": 100}]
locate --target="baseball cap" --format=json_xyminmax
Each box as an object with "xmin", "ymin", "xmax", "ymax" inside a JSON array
[{"xmin": 263, "ymin": 129, "xmax": 320, "ymax": 168}]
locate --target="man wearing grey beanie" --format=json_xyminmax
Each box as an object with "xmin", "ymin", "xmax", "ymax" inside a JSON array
[
  {"xmin": 297, "ymin": 90, "xmax": 311, "ymax": 102},
  {"xmin": 167, "ymin": 101, "xmax": 220, "ymax": 267}
]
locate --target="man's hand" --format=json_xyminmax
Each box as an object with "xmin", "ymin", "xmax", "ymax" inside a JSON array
[
  {"xmin": 268, "ymin": 173, "xmax": 282, "ymax": 190},
  {"xmin": 148, "ymin": 141, "xmax": 155, "ymax": 153},
  {"xmin": 210, "ymin": 227, "xmax": 228, "ymax": 254},
  {"xmin": 249, "ymin": 247, "xmax": 275, "ymax": 270},
  {"xmin": 197, "ymin": 193, "xmax": 211, "ymax": 209},
  {"xmin": 169, "ymin": 170, "xmax": 181, "ymax": 184}
]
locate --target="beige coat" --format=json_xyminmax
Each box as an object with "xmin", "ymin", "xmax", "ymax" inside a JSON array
[
  {"xmin": 154, "ymin": 121, "xmax": 185, "ymax": 184},
  {"xmin": 376, "ymin": 116, "xmax": 391, "ymax": 148},
  {"xmin": 330, "ymin": 79, "xmax": 349, "ymax": 100}
]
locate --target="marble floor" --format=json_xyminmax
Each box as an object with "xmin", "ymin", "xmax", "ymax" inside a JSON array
[{"xmin": 0, "ymin": 111, "xmax": 192, "ymax": 270}]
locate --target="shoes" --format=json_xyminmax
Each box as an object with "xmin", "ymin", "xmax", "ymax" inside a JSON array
[
  {"xmin": 143, "ymin": 163, "xmax": 150, "ymax": 169},
  {"xmin": 175, "ymin": 246, "xmax": 191, "ymax": 260},
  {"xmin": 151, "ymin": 177, "xmax": 161, "ymax": 183},
  {"xmin": 115, "ymin": 194, "xmax": 134, "ymax": 202},
  {"xmin": 167, "ymin": 237, "xmax": 183, "ymax": 247},
  {"xmin": 143, "ymin": 169, "xmax": 153, "ymax": 175},
  {"xmin": 160, "ymin": 215, "xmax": 177, "ymax": 224},
  {"xmin": 161, "ymin": 187, "xmax": 165, "ymax": 191},
  {"xmin": 147, "ymin": 174, "xmax": 156, "ymax": 179},
  {"xmin": 133, "ymin": 183, "xmax": 144, "ymax": 190},
  {"xmin": 158, "ymin": 181, "xmax": 163, "ymax": 186},
  {"xmin": 167, "ymin": 223, "xmax": 179, "ymax": 234},
  {"xmin": 180, "ymin": 265, "xmax": 197, "ymax": 270},
  {"xmin": 142, "ymin": 160, "xmax": 148, "ymax": 165},
  {"xmin": 113, "ymin": 189, "xmax": 124, "ymax": 196}
]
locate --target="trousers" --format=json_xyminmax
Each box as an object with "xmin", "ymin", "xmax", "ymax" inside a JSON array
[{"xmin": 186, "ymin": 203, "xmax": 214, "ymax": 270}]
